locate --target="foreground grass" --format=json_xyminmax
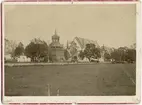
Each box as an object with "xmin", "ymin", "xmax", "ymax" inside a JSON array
[{"xmin": 5, "ymin": 63, "xmax": 136, "ymax": 96}]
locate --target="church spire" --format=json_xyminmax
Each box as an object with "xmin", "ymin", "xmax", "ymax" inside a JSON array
[
  {"xmin": 52, "ymin": 29, "xmax": 60, "ymax": 42},
  {"xmin": 67, "ymin": 40, "xmax": 69, "ymax": 49}
]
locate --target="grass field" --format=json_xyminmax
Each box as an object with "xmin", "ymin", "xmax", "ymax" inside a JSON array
[{"xmin": 5, "ymin": 63, "xmax": 136, "ymax": 96}]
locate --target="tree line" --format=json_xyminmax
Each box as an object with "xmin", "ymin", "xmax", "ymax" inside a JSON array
[
  {"xmin": 10, "ymin": 38, "xmax": 48, "ymax": 62},
  {"xmin": 5, "ymin": 38, "xmax": 136, "ymax": 63},
  {"xmin": 78, "ymin": 43, "xmax": 136, "ymax": 63}
]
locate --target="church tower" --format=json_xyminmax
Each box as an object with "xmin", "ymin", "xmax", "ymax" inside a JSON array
[
  {"xmin": 49, "ymin": 30, "xmax": 65, "ymax": 62},
  {"xmin": 50, "ymin": 30, "xmax": 63, "ymax": 48}
]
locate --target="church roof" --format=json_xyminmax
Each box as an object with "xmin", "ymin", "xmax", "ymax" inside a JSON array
[
  {"xmin": 52, "ymin": 34, "xmax": 59, "ymax": 38},
  {"xmin": 50, "ymin": 30, "xmax": 63, "ymax": 48},
  {"xmin": 100, "ymin": 45, "xmax": 114, "ymax": 54},
  {"xmin": 52, "ymin": 30, "xmax": 59, "ymax": 39},
  {"xmin": 74, "ymin": 37, "xmax": 100, "ymax": 50}
]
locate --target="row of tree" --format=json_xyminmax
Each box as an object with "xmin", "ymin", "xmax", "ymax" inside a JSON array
[
  {"xmin": 12, "ymin": 38, "xmax": 49, "ymax": 62},
  {"xmin": 110, "ymin": 47, "xmax": 136, "ymax": 62},
  {"xmin": 5, "ymin": 38, "xmax": 136, "ymax": 63},
  {"xmin": 78, "ymin": 44, "xmax": 136, "ymax": 63}
]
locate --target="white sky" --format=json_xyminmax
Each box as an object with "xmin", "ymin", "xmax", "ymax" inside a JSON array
[{"xmin": 4, "ymin": 4, "xmax": 136, "ymax": 48}]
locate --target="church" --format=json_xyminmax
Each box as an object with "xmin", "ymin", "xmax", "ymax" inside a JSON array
[
  {"xmin": 66, "ymin": 37, "xmax": 111, "ymax": 62},
  {"xmin": 49, "ymin": 30, "xmax": 65, "ymax": 62},
  {"xmin": 66, "ymin": 37, "xmax": 100, "ymax": 59}
]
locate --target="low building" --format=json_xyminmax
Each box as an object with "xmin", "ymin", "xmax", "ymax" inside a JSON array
[{"xmin": 17, "ymin": 55, "xmax": 31, "ymax": 62}]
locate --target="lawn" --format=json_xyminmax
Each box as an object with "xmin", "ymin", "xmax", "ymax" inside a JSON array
[{"xmin": 5, "ymin": 63, "xmax": 136, "ymax": 96}]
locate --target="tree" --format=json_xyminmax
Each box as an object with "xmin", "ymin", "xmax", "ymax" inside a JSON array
[
  {"xmin": 104, "ymin": 52, "xmax": 111, "ymax": 61},
  {"xmin": 83, "ymin": 43, "xmax": 101, "ymax": 61},
  {"xmin": 25, "ymin": 38, "xmax": 48, "ymax": 62},
  {"xmin": 125, "ymin": 49, "xmax": 136, "ymax": 62},
  {"xmin": 117, "ymin": 47, "xmax": 126, "ymax": 61},
  {"xmin": 111, "ymin": 49, "xmax": 119, "ymax": 61},
  {"xmin": 5, "ymin": 39, "xmax": 17, "ymax": 57},
  {"xmin": 14, "ymin": 42, "xmax": 24, "ymax": 57},
  {"xmin": 78, "ymin": 50, "xmax": 85, "ymax": 60},
  {"xmin": 130, "ymin": 43, "xmax": 136, "ymax": 49},
  {"xmin": 111, "ymin": 47, "xmax": 131, "ymax": 62},
  {"xmin": 110, "ymin": 46, "xmax": 136, "ymax": 63},
  {"xmin": 64, "ymin": 49, "xmax": 70, "ymax": 60}
]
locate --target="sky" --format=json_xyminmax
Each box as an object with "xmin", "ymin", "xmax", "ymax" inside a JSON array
[{"xmin": 4, "ymin": 4, "xmax": 136, "ymax": 48}]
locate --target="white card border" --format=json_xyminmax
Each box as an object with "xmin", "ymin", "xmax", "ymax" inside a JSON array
[{"xmin": 2, "ymin": 1, "xmax": 141, "ymax": 104}]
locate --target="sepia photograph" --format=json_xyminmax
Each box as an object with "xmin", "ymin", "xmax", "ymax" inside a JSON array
[{"xmin": 2, "ymin": 2, "xmax": 141, "ymax": 103}]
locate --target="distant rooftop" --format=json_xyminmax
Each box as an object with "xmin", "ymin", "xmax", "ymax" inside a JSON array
[{"xmin": 73, "ymin": 37, "xmax": 100, "ymax": 50}]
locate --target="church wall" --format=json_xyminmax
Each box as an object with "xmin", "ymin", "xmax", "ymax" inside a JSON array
[{"xmin": 50, "ymin": 48, "xmax": 65, "ymax": 62}]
